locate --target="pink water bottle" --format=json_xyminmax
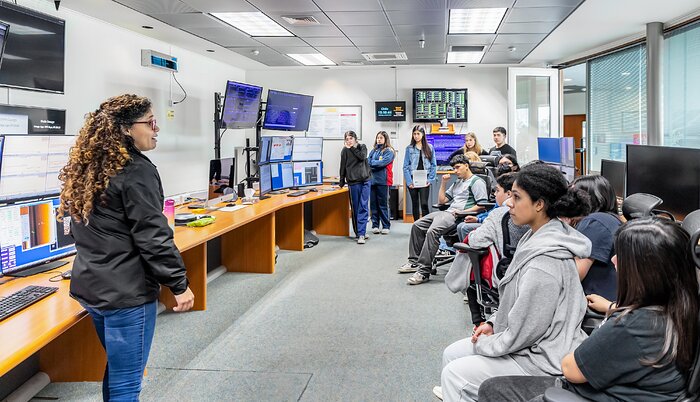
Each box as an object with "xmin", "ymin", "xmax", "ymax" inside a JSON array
[{"xmin": 163, "ymin": 198, "xmax": 175, "ymax": 230}]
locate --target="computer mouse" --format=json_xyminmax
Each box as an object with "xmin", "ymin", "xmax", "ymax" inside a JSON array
[
  {"xmin": 308, "ymin": 188, "xmax": 318, "ymax": 192},
  {"xmin": 61, "ymin": 270, "xmax": 72, "ymax": 280},
  {"xmin": 226, "ymin": 203, "xmax": 236, "ymax": 207}
]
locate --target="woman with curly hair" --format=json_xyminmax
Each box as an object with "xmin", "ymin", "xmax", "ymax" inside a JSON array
[{"xmin": 59, "ymin": 94, "xmax": 194, "ymax": 401}]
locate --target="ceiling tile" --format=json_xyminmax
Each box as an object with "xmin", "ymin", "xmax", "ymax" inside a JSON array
[
  {"xmin": 285, "ymin": 25, "xmax": 345, "ymax": 37},
  {"xmin": 255, "ymin": 36, "xmax": 310, "ymax": 47},
  {"xmin": 340, "ymin": 25, "xmax": 395, "ymax": 37},
  {"xmin": 404, "ymin": 50, "xmax": 447, "ymax": 59},
  {"xmin": 357, "ymin": 45, "xmax": 403, "ymax": 52},
  {"xmin": 245, "ymin": 0, "xmax": 320, "ymax": 13},
  {"xmin": 180, "ymin": 0, "xmax": 256, "ymax": 12},
  {"xmin": 410, "ymin": 58, "xmax": 447, "ymax": 64},
  {"xmin": 498, "ymin": 21, "xmax": 559, "ymax": 34},
  {"xmin": 447, "ymin": 34, "xmax": 495, "ymax": 46},
  {"xmin": 399, "ymin": 35, "xmax": 447, "ymax": 50},
  {"xmin": 448, "ymin": 0, "xmax": 514, "ymax": 7},
  {"xmin": 265, "ymin": 11, "xmax": 334, "ymax": 26},
  {"xmin": 393, "ymin": 25, "xmax": 446, "ymax": 37},
  {"xmin": 327, "ymin": 11, "xmax": 389, "ymax": 26},
  {"xmin": 513, "ymin": 0, "xmax": 583, "ymax": 7},
  {"xmin": 150, "ymin": 12, "xmax": 223, "ymax": 28},
  {"xmin": 489, "ymin": 43, "xmax": 536, "ymax": 52},
  {"xmin": 313, "ymin": 47, "xmax": 364, "ymax": 58},
  {"xmin": 381, "ymin": 0, "xmax": 447, "ymax": 11},
  {"xmin": 274, "ymin": 46, "xmax": 319, "ymax": 54},
  {"xmin": 352, "ymin": 37, "xmax": 400, "ymax": 47},
  {"xmin": 386, "ymin": 10, "xmax": 446, "ymax": 25},
  {"xmin": 505, "ymin": 6, "xmax": 574, "ymax": 22},
  {"xmin": 227, "ymin": 46, "xmax": 283, "ymax": 59},
  {"xmin": 303, "ymin": 37, "xmax": 355, "ymax": 47},
  {"xmin": 312, "ymin": 0, "xmax": 384, "ymax": 11},
  {"xmin": 481, "ymin": 52, "xmax": 524, "ymax": 63},
  {"xmin": 493, "ymin": 33, "xmax": 547, "ymax": 44},
  {"xmin": 114, "ymin": 0, "xmax": 198, "ymax": 14},
  {"xmin": 185, "ymin": 26, "xmax": 262, "ymax": 47}
]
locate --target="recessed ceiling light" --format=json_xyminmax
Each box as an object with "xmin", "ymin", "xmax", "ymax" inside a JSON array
[
  {"xmin": 564, "ymin": 78, "xmax": 572, "ymax": 82},
  {"xmin": 287, "ymin": 53, "xmax": 335, "ymax": 66},
  {"xmin": 459, "ymin": 65, "xmax": 466, "ymax": 68},
  {"xmin": 323, "ymin": 66, "xmax": 330, "ymax": 70},
  {"xmin": 447, "ymin": 51, "xmax": 483, "ymax": 64},
  {"xmin": 389, "ymin": 66, "xmax": 396, "ymax": 69},
  {"xmin": 141, "ymin": 25, "xmax": 154, "ymax": 30},
  {"xmin": 449, "ymin": 8, "xmax": 507, "ymax": 34},
  {"xmin": 211, "ymin": 12, "xmax": 293, "ymax": 37},
  {"xmin": 206, "ymin": 49, "xmax": 215, "ymax": 53}
]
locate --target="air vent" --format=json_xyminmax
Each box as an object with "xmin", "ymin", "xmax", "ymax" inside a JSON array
[
  {"xmin": 450, "ymin": 46, "xmax": 486, "ymax": 52},
  {"xmin": 281, "ymin": 15, "xmax": 321, "ymax": 25},
  {"xmin": 342, "ymin": 61, "xmax": 365, "ymax": 66},
  {"xmin": 362, "ymin": 52, "xmax": 408, "ymax": 62}
]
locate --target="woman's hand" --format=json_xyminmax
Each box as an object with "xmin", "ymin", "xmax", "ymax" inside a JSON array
[
  {"xmin": 173, "ymin": 287, "xmax": 195, "ymax": 312},
  {"xmin": 471, "ymin": 322, "xmax": 494, "ymax": 343},
  {"xmin": 586, "ymin": 294, "xmax": 613, "ymax": 313},
  {"xmin": 408, "ymin": 184, "xmax": 414, "ymax": 189}
]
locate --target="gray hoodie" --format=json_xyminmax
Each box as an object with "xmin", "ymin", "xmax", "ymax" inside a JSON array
[{"xmin": 473, "ymin": 218, "xmax": 591, "ymax": 376}]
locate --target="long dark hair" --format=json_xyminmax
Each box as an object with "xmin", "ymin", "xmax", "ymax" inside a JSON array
[
  {"xmin": 374, "ymin": 130, "xmax": 395, "ymax": 154},
  {"xmin": 514, "ymin": 163, "xmax": 591, "ymax": 219},
  {"xmin": 613, "ymin": 218, "xmax": 699, "ymax": 372},
  {"xmin": 571, "ymin": 175, "xmax": 618, "ymax": 214},
  {"xmin": 410, "ymin": 125, "xmax": 432, "ymax": 160}
]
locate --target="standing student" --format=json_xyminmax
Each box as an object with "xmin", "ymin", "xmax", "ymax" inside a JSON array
[
  {"xmin": 488, "ymin": 127, "xmax": 517, "ymax": 158},
  {"xmin": 339, "ymin": 130, "xmax": 372, "ymax": 244},
  {"xmin": 368, "ymin": 131, "xmax": 395, "ymax": 234},
  {"xmin": 403, "ymin": 126, "xmax": 437, "ymax": 221},
  {"xmin": 448, "ymin": 132, "xmax": 488, "ymax": 162},
  {"xmin": 58, "ymin": 94, "xmax": 194, "ymax": 401}
]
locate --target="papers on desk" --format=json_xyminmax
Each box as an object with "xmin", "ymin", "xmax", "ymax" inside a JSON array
[
  {"xmin": 412, "ymin": 170, "xmax": 429, "ymax": 188},
  {"xmin": 219, "ymin": 205, "xmax": 248, "ymax": 212}
]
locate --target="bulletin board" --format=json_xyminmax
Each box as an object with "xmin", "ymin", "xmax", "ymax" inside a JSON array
[{"xmin": 307, "ymin": 105, "xmax": 362, "ymax": 140}]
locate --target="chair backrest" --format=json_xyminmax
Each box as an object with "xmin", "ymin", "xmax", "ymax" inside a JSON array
[
  {"xmin": 622, "ymin": 193, "xmax": 663, "ymax": 221},
  {"xmin": 682, "ymin": 226, "xmax": 700, "ymax": 401},
  {"xmin": 682, "ymin": 210, "xmax": 700, "ymax": 236}
]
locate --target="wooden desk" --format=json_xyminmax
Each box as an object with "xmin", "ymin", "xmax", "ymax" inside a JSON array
[{"xmin": 0, "ymin": 186, "xmax": 349, "ymax": 383}]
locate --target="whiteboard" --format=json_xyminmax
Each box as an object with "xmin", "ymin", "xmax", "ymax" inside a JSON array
[{"xmin": 307, "ymin": 105, "xmax": 362, "ymax": 140}]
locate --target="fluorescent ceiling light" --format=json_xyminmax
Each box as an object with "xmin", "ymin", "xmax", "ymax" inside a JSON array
[
  {"xmin": 288, "ymin": 53, "xmax": 336, "ymax": 66},
  {"xmin": 447, "ymin": 51, "xmax": 483, "ymax": 64},
  {"xmin": 449, "ymin": 8, "xmax": 507, "ymax": 34},
  {"xmin": 211, "ymin": 12, "xmax": 293, "ymax": 37}
]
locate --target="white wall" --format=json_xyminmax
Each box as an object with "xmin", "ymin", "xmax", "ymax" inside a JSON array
[
  {"xmin": 247, "ymin": 67, "xmax": 507, "ymax": 183},
  {"xmin": 1, "ymin": 0, "xmax": 247, "ymax": 197}
]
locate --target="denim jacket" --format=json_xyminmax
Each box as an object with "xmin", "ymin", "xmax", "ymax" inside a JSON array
[{"xmin": 403, "ymin": 144, "xmax": 437, "ymax": 187}]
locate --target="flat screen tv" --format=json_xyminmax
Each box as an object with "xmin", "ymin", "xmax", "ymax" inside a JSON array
[
  {"xmin": 0, "ymin": 104, "xmax": 66, "ymax": 134},
  {"xmin": 413, "ymin": 88, "xmax": 467, "ymax": 122},
  {"xmin": 263, "ymin": 89, "xmax": 314, "ymax": 131},
  {"xmin": 375, "ymin": 101, "xmax": 406, "ymax": 122},
  {"xmin": 0, "ymin": 2, "xmax": 65, "ymax": 93},
  {"xmin": 0, "ymin": 21, "xmax": 8, "ymax": 70},
  {"xmin": 220, "ymin": 80, "xmax": 262, "ymax": 129}
]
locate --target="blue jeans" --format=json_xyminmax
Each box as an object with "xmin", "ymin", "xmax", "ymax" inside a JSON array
[
  {"xmin": 349, "ymin": 180, "xmax": 371, "ymax": 237},
  {"xmin": 83, "ymin": 300, "xmax": 158, "ymax": 402},
  {"xmin": 370, "ymin": 184, "xmax": 390, "ymax": 230}
]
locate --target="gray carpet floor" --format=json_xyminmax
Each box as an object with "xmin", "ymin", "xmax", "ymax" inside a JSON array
[{"xmin": 35, "ymin": 221, "xmax": 469, "ymax": 401}]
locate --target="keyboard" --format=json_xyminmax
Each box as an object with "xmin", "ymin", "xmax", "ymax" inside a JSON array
[
  {"xmin": 0, "ymin": 285, "xmax": 59, "ymax": 321},
  {"xmin": 287, "ymin": 190, "xmax": 310, "ymax": 197}
]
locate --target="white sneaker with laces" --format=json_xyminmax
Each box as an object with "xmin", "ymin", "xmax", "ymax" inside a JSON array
[
  {"xmin": 372, "ymin": 227, "xmax": 380, "ymax": 234},
  {"xmin": 357, "ymin": 235, "xmax": 366, "ymax": 244},
  {"xmin": 398, "ymin": 262, "xmax": 419, "ymax": 273},
  {"xmin": 407, "ymin": 272, "xmax": 429, "ymax": 285},
  {"xmin": 381, "ymin": 228, "xmax": 390, "ymax": 234},
  {"xmin": 432, "ymin": 386, "xmax": 443, "ymax": 400}
]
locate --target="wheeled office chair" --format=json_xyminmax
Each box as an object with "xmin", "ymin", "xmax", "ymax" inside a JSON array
[{"xmin": 622, "ymin": 193, "xmax": 676, "ymax": 221}]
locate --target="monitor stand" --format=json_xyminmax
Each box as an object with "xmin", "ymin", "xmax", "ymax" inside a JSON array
[{"xmin": 6, "ymin": 260, "xmax": 70, "ymax": 277}]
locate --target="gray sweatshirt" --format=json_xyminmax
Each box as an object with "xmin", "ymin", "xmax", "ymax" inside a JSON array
[{"xmin": 473, "ymin": 218, "xmax": 591, "ymax": 376}]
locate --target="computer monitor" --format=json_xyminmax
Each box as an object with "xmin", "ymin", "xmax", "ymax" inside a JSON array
[
  {"xmin": 207, "ymin": 157, "xmax": 236, "ymax": 206},
  {"xmin": 600, "ymin": 159, "xmax": 626, "ymax": 199},
  {"xmin": 426, "ymin": 134, "xmax": 465, "ymax": 165},
  {"xmin": 0, "ymin": 134, "xmax": 75, "ymax": 203},
  {"xmin": 0, "ymin": 197, "xmax": 76, "ymax": 276},
  {"xmin": 0, "ymin": 104, "xmax": 67, "ymax": 135},
  {"xmin": 259, "ymin": 163, "xmax": 272, "ymax": 196},
  {"xmin": 413, "ymin": 88, "xmax": 467, "ymax": 122},
  {"xmin": 0, "ymin": 22, "xmax": 8, "ymax": 71},
  {"xmin": 375, "ymin": 101, "xmax": 406, "ymax": 122},
  {"xmin": 269, "ymin": 136, "xmax": 294, "ymax": 162},
  {"xmin": 560, "ymin": 137, "xmax": 575, "ymax": 167},
  {"xmin": 292, "ymin": 161, "xmax": 322, "ymax": 188},
  {"xmin": 220, "ymin": 81, "xmax": 263, "ymax": 129},
  {"xmin": 270, "ymin": 161, "xmax": 294, "ymax": 190},
  {"xmin": 259, "ymin": 136, "xmax": 272, "ymax": 164},
  {"xmin": 292, "ymin": 137, "xmax": 323, "ymax": 161},
  {"xmin": 538, "ymin": 138, "xmax": 561, "ymax": 164},
  {"xmin": 262, "ymin": 89, "xmax": 314, "ymax": 131},
  {"xmin": 626, "ymin": 144, "xmax": 700, "ymax": 220}
]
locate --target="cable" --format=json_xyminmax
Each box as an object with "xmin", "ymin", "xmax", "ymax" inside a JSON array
[{"xmin": 171, "ymin": 72, "xmax": 187, "ymax": 104}]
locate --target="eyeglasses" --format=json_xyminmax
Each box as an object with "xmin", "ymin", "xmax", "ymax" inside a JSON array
[{"xmin": 130, "ymin": 119, "xmax": 157, "ymax": 130}]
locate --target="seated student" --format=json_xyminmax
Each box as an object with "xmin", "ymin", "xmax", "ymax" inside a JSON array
[
  {"xmin": 448, "ymin": 132, "xmax": 488, "ymax": 162},
  {"xmin": 398, "ymin": 154, "xmax": 488, "ymax": 285},
  {"xmin": 488, "ymin": 127, "xmax": 517, "ymax": 158},
  {"xmin": 437, "ymin": 164, "xmax": 591, "ymax": 402},
  {"xmin": 496, "ymin": 154, "xmax": 520, "ymax": 176},
  {"xmin": 477, "ymin": 218, "xmax": 699, "ymax": 402},
  {"xmin": 456, "ymin": 173, "xmax": 516, "ymax": 241},
  {"xmin": 561, "ymin": 175, "xmax": 622, "ymax": 301}
]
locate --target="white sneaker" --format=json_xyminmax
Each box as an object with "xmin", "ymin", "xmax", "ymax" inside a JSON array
[
  {"xmin": 381, "ymin": 228, "xmax": 390, "ymax": 234},
  {"xmin": 398, "ymin": 262, "xmax": 419, "ymax": 273},
  {"xmin": 357, "ymin": 236, "xmax": 366, "ymax": 244},
  {"xmin": 432, "ymin": 386, "xmax": 443, "ymax": 400},
  {"xmin": 372, "ymin": 227, "xmax": 381, "ymax": 234},
  {"xmin": 407, "ymin": 272, "xmax": 429, "ymax": 285}
]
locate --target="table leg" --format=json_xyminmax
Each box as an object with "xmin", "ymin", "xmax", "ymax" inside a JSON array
[
  {"xmin": 160, "ymin": 242, "xmax": 207, "ymax": 311},
  {"xmin": 221, "ymin": 212, "xmax": 275, "ymax": 274},
  {"xmin": 276, "ymin": 203, "xmax": 304, "ymax": 251}
]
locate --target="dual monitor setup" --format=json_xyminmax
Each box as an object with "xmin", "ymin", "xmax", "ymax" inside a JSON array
[
  {"xmin": 258, "ymin": 136, "xmax": 323, "ymax": 198},
  {"xmin": 537, "ymin": 137, "xmax": 576, "ymax": 183}
]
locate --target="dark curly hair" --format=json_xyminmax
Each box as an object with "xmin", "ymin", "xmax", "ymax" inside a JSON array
[
  {"xmin": 571, "ymin": 175, "xmax": 618, "ymax": 214},
  {"xmin": 495, "ymin": 172, "xmax": 516, "ymax": 192},
  {"xmin": 515, "ymin": 163, "xmax": 591, "ymax": 219},
  {"xmin": 59, "ymin": 94, "xmax": 152, "ymax": 223}
]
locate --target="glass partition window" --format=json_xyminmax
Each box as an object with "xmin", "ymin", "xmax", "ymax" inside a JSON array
[
  {"xmin": 664, "ymin": 21, "xmax": 700, "ymax": 149},
  {"xmin": 588, "ymin": 44, "xmax": 647, "ymax": 171}
]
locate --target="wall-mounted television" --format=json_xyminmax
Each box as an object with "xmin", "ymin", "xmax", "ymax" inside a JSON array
[
  {"xmin": 263, "ymin": 89, "xmax": 314, "ymax": 131},
  {"xmin": 0, "ymin": 21, "xmax": 9, "ymax": 70},
  {"xmin": 220, "ymin": 80, "xmax": 262, "ymax": 129},
  {"xmin": 413, "ymin": 88, "xmax": 467, "ymax": 122},
  {"xmin": 0, "ymin": 104, "xmax": 66, "ymax": 134},
  {"xmin": 375, "ymin": 101, "xmax": 406, "ymax": 122},
  {"xmin": 0, "ymin": 2, "xmax": 65, "ymax": 93}
]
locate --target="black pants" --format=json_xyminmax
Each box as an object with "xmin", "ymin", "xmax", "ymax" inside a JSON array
[
  {"xmin": 478, "ymin": 375, "xmax": 561, "ymax": 402},
  {"xmin": 408, "ymin": 186, "xmax": 430, "ymax": 221}
]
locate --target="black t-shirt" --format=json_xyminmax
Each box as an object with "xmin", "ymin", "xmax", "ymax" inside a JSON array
[
  {"xmin": 577, "ymin": 212, "xmax": 621, "ymax": 300},
  {"xmin": 489, "ymin": 143, "xmax": 517, "ymax": 158},
  {"xmin": 417, "ymin": 152, "xmax": 424, "ymax": 170},
  {"xmin": 569, "ymin": 308, "xmax": 686, "ymax": 402}
]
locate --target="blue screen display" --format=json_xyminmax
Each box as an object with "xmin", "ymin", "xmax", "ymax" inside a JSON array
[
  {"xmin": 292, "ymin": 161, "xmax": 322, "ymax": 187},
  {"xmin": 221, "ymin": 81, "xmax": 262, "ymax": 129},
  {"xmin": 259, "ymin": 163, "xmax": 272, "ymax": 195},
  {"xmin": 426, "ymin": 134, "xmax": 465, "ymax": 165},
  {"xmin": 538, "ymin": 138, "xmax": 562, "ymax": 164},
  {"xmin": 263, "ymin": 90, "xmax": 314, "ymax": 131},
  {"xmin": 259, "ymin": 136, "xmax": 272, "ymax": 164},
  {"xmin": 0, "ymin": 197, "xmax": 75, "ymax": 275},
  {"xmin": 270, "ymin": 162, "xmax": 294, "ymax": 190},
  {"xmin": 268, "ymin": 136, "xmax": 294, "ymax": 162}
]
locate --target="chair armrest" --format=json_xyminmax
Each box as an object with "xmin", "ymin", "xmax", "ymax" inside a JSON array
[
  {"xmin": 477, "ymin": 201, "xmax": 496, "ymax": 209},
  {"xmin": 454, "ymin": 211, "xmax": 479, "ymax": 219},
  {"xmin": 433, "ymin": 203, "xmax": 450, "ymax": 211},
  {"xmin": 544, "ymin": 387, "xmax": 591, "ymax": 402},
  {"xmin": 453, "ymin": 242, "xmax": 488, "ymax": 255}
]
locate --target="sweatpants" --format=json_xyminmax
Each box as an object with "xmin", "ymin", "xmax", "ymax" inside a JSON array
[
  {"xmin": 348, "ymin": 180, "xmax": 371, "ymax": 237},
  {"xmin": 408, "ymin": 211, "xmax": 457, "ymax": 276},
  {"xmin": 478, "ymin": 376, "xmax": 560, "ymax": 402},
  {"xmin": 441, "ymin": 339, "xmax": 529, "ymax": 402},
  {"xmin": 370, "ymin": 184, "xmax": 390, "ymax": 229}
]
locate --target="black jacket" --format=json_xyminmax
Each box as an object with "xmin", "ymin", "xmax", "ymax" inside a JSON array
[
  {"xmin": 69, "ymin": 148, "xmax": 188, "ymax": 309},
  {"xmin": 488, "ymin": 143, "xmax": 517, "ymax": 158},
  {"xmin": 339, "ymin": 144, "xmax": 371, "ymax": 187}
]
